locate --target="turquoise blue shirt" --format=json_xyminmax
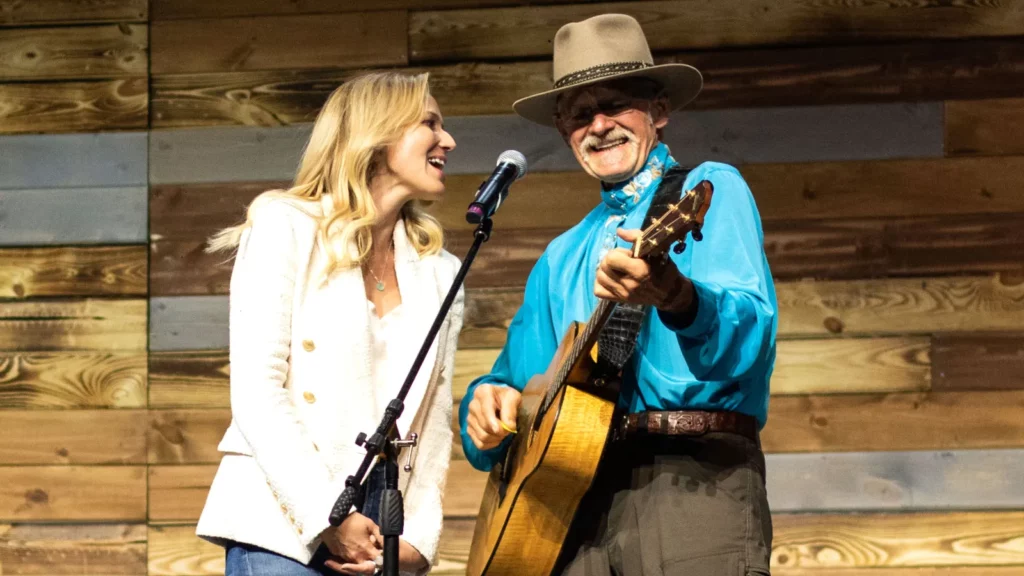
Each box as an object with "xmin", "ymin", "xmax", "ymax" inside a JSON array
[{"xmin": 459, "ymin": 143, "xmax": 778, "ymax": 471}]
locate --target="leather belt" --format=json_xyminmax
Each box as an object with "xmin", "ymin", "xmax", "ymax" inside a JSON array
[{"xmin": 616, "ymin": 410, "xmax": 758, "ymax": 442}]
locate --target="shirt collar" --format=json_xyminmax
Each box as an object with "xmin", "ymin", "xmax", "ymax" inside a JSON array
[{"xmin": 599, "ymin": 142, "xmax": 676, "ymax": 214}]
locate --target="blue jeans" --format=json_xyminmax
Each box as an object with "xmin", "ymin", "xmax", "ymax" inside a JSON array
[{"xmin": 225, "ymin": 465, "xmax": 386, "ymax": 576}]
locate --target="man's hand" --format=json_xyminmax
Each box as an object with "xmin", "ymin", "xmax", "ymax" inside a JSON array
[
  {"xmin": 595, "ymin": 228, "xmax": 695, "ymax": 314},
  {"xmin": 466, "ymin": 384, "xmax": 522, "ymax": 450}
]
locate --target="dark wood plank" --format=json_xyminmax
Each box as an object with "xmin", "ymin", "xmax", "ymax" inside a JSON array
[
  {"xmin": 763, "ymin": 213, "xmax": 1024, "ymax": 281},
  {"xmin": 148, "ymin": 409, "xmax": 230, "ymax": 465},
  {"xmin": 0, "ymin": 352, "xmax": 146, "ymax": 409},
  {"xmin": 0, "ymin": 24, "xmax": 146, "ymax": 80},
  {"xmin": 153, "ymin": 38, "xmax": 1024, "ymax": 127},
  {"xmin": 0, "ymin": 1, "xmax": 146, "ymax": 26},
  {"xmin": 771, "ymin": 511, "xmax": 1024, "ymax": 569},
  {"xmin": 150, "ymin": 351, "xmax": 230, "ymax": 409},
  {"xmin": 932, "ymin": 333, "xmax": 1024, "ymax": 392},
  {"xmin": 409, "ymin": 0, "xmax": 1024, "ymax": 62},
  {"xmin": 150, "ymin": 13, "xmax": 407, "ymax": 75},
  {"xmin": 0, "ymin": 78, "xmax": 147, "ymax": 135},
  {"xmin": 0, "ymin": 246, "xmax": 147, "ymax": 298},
  {"xmin": 764, "ymin": 390, "xmax": 1024, "ymax": 453},
  {"xmin": 151, "ymin": 0, "xmax": 626, "ymax": 20},
  {"xmin": 0, "ymin": 299, "xmax": 146, "ymax": 351},
  {"xmin": 946, "ymin": 98, "xmax": 1024, "ymax": 157},
  {"xmin": 0, "ymin": 466, "xmax": 146, "ymax": 521},
  {"xmin": 0, "ymin": 410, "xmax": 147, "ymax": 465},
  {"xmin": 0, "ymin": 523, "xmax": 146, "ymax": 575},
  {"xmin": 146, "ymin": 103, "xmax": 944, "ymax": 184}
]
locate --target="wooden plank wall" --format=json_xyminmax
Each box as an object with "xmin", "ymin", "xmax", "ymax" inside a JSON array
[{"xmin": 2, "ymin": 1, "xmax": 1024, "ymax": 574}]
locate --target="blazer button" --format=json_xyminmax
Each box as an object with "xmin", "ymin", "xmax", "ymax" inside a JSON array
[
  {"xmin": 297, "ymin": 527, "xmax": 303, "ymax": 536},
  {"xmin": 280, "ymin": 503, "xmax": 288, "ymax": 513},
  {"xmin": 302, "ymin": 339, "xmax": 316, "ymax": 352},
  {"xmin": 303, "ymin": 391, "xmax": 316, "ymax": 404}
]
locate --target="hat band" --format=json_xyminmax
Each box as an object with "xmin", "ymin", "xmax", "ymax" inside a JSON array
[{"xmin": 553, "ymin": 61, "xmax": 651, "ymax": 89}]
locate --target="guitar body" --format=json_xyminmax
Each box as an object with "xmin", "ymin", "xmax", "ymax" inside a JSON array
[{"xmin": 466, "ymin": 322, "xmax": 618, "ymax": 576}]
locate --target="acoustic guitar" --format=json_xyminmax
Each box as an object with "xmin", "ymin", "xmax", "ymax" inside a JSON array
[{"xmin": 466, "ymin": 180, "xmax": 714, "ymax": 576}]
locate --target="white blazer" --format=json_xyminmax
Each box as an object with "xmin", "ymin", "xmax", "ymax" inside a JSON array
[{"xmin": 196, "ymin": 195, "xmax": 463, "ymax": 570}]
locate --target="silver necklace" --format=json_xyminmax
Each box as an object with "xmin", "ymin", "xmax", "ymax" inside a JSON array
[{"xmin": 365, "ymin": 245, "xmax": 392, "ymax": 292}]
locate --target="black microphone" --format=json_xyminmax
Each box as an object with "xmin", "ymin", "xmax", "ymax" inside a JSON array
[{"xmin": 466, "ymin": 150, "xmax": 527, "ymax": 224}]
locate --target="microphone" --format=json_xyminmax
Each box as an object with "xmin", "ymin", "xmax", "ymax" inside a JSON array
[{"xmin": 466, "ymin": 150, "xmax": 527, "ymax": 224}]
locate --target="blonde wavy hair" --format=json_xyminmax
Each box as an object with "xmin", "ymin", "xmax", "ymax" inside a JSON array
[{"xmin": 207, "ymin": 72, "xmax": 444, "ymax": 276}]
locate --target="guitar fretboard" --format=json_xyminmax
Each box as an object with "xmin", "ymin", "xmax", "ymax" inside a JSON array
[{"xmin": 537, "ymin": 298, "xmax": 617, "ymax": 418}]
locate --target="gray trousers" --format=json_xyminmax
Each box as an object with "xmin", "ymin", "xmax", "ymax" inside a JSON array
[{"xmin": 554, "ymin": 432, "xmax": 772, "ymax": 576}]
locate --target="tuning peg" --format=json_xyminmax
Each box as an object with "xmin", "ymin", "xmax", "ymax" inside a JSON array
[
  {"xmin": 692, "ymin": 227, "xmax": 704, "ymax": 242},
  {"xmin": 673, "ymin": 241, "xmax": 686, "ymax": 254}
]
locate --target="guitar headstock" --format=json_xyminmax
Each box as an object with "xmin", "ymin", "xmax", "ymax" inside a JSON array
[{"xmin": 632, "ymin": 180, "xmax": 714, "ymax": 259}]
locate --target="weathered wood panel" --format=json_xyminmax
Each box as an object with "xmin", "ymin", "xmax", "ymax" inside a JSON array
[
  {"xmin": 768, "ymin": 449, "xmax": 1024, "ymax": 512},
  {"xmin": 0, "ymin": 299, "xmax": 146, "ymax": 351},
  {"xmin": 0, "ymin": 78, "xmax": 147, "ymax": 135},
  {"xmin": 150, "ymin": 0, "xmax": 620, "ymax": 20},
  {"xmin": 0, "ymin": 133, "xmax": 146, "ymax": 189},
  {"xmin": 0, "ymin": 24, "xmax": 146, "ymax": 80},
  {"xmin": 409, "ymin": 0, "xmax": 1024, "ymax": 61},
  {"xmin": 152, "ymin": 39, "xmax": 1024, "ymax": 128},
  {"xmin": 451, "ymin": 213, "xmax": 1024, "ymax": 288},
  {"xmin": 460, "ymin": 275, "xmax": 1024, "ymax": 348},
  {"xmin": 946, "ymin": 98, "xmax": 1024, "ymax": 157},
  {"xmin": 148, "ymin": 409, "xmax": 231, "ymax": 465},
  {"xmin": 453, "ymin": 338, "xmax": 930, "ymax": 400},
  {"xmin": 148, "ymin": 465, "xmax": 218, "ymax": 522},
  {"xmin": 150, "ymin": 13, "xmax": 407, "ymax": 75},
  {"xmin": 147, "ymin": 103, "xmax": 943, "ymax": 184},
  {"xmin": 0, "ymin": 523, "xmax": 146, "ymax": 575},
  {"xmin": 777, "ymin": 274, "xmax": 1024, "ymax": 337},
  {"xmin": 771, "ymin": 511, "xmax": 1024, "ymax": 569},
  {"xmin": 0, "ymin": 466, "xmax": 146, "ymax": 521},
  {"xmin": 150, "ymin": 351, "xmax": 230, "ymax": 409},
  {"xmin": 0, "ymin": 246, "xmax": 147, "ymax": 297},
  {"xmin": 932, "ymin": 333, "xmax": 1024, "ymax": 392},
  {"xmin": 764, "ymin": 390, "xmax": 1024, "ymax": 453},
  {"xmin": 146, "ymin": 524, "xmax": 226, "ymax": 576},
  {"xmin": 0, "ymin": 187, "xmax": 149, "ymax": 246},
  {"xmin": 0, "ymin": 1, "xmax": 147, "ymax": 26},
  {"xmin": 149, "ymin": 296, "xmax": 229, "ymax": 351},
  {"xmin": 0, "ymin": 352, "xmax": 146, "ymax": 409},
  {"xmin": 0, "ymin": 410, "xmax": 147, "ymax": 465}
]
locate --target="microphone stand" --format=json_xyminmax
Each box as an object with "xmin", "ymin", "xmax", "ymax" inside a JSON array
[{"xmin": 328, "ymin": 217, "xmax": 495, "ymax": 576}]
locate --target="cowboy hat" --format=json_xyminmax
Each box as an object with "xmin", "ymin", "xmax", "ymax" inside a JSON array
[{"xmin": 513, "ymin": 13, "xmax": 703, "ymax": 127}]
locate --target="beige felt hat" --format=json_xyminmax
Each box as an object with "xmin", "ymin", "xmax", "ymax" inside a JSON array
[{"xmin": 513, "ymin": 13, "xmax": 703, "ymax": 126}]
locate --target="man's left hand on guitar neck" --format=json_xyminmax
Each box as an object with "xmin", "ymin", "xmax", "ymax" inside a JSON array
[{"xmin": 595, "ymin": 228, "xmax": 699, "ymax": 326}]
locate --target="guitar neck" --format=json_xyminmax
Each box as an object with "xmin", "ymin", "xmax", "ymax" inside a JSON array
[{"xmin": 540, "ymin": 298, "xmax": 617, "ymax": 412}]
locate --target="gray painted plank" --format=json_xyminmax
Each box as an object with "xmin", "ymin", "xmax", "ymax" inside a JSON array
[
  {"xmin": 149, "ymin": 295, "xmax": 229, "ymax": 351},
  {"xmin": 0, "ymin": 133, "xmax": 146, "ymax": 189},
  {"xmin": 0, "ymin": 187, "xmax": 147, "ymax": 245},
  {"xmin": 149, "ymin": 125, "xmax": 311, "ymax": 185},
  {"xmin": 148, "ymin": 102, "xmax": 943, "ymax": 184},
  {"xmin": 767, "ymin": 449, "xmax": 1024, "ymax": 512}
]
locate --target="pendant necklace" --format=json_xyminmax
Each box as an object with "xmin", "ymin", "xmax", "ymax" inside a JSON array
[{"xmin": 365, "ymin": 244, "xmax": 393, "ymax": 292}]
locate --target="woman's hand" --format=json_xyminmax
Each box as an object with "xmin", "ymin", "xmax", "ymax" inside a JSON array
[
  {"xmin": 323, "ymin": 537, "xmax": 428, "ymax": 575},
  {"xmin": 321, "ymin": 513, "xmax": 381, "ymax": 573}
]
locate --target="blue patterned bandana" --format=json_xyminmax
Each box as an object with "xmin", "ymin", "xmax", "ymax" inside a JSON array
[{"xmin": 599, "ymin": 142, "xmax": 677, "ymax": 213}]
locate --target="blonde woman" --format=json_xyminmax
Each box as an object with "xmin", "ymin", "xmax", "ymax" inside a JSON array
[{"xmin": 196, "ymin": 72, "xmax": 461, "ymax": 576}]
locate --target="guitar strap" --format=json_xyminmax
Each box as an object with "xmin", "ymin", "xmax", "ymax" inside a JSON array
[{"xmin": 594, "ymin": 165, "xmax": 691, "ymax": 376}]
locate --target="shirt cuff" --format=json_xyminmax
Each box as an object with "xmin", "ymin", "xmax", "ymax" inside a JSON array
[{"xmin": 658, "ymin": 278, "xmax": 718, "ymax": 339}]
